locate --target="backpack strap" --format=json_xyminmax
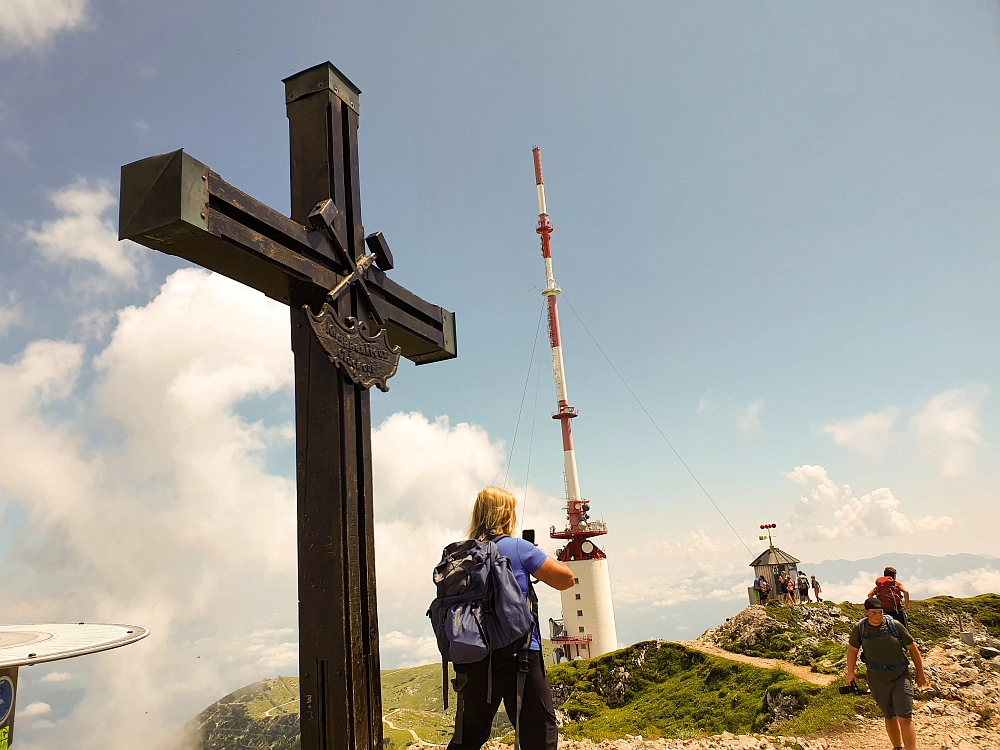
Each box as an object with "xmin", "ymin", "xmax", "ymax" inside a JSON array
[
  {"xmin": 451, "ymin": 672, "xmax": 468, "ymax": 744},
  {"xmin": 442, "ymin": 658, "xmax": 449, "ymax": 710},
  {"xmin": 514, "ymin": 649, "xmax": 530, "ymax": 750},
  {"xmin": 857, "ymin": 616, "xmax": 909, "ymax": 670}
]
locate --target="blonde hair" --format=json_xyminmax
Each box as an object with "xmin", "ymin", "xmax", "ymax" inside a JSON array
[{"xmin": 467, "ymin": 486, "xmax": 518, "ymax": 540}]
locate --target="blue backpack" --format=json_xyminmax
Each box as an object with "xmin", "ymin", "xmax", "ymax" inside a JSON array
[
  {"xmin": 858, "ymin": 615, "xmax": 910, "ymax": 672},
  {"xmin": 427, "ymin": 535, "xmax": 536, "ymax": 708}
]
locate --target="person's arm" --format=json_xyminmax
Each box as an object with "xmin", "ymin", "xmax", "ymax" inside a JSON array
[
  {"xmin": 867, "ymin": 586, "xmax": 876, "ymax": 598},
  {"xmin": 908, "ymin": 643, "xmax": 927, "ymax": 687},
  {"xmin": 846, "ymin": 645, "xmax": 859, "ymax": 685},
  {"xmin": 534, "ymin": 556, "xmax": 575, "ymax": 590},
  {"xmin": 899, "ymin": 583, "xmax": 910, "ymax": 609}
]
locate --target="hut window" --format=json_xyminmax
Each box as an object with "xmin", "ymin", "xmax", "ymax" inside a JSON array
[
  {"xmin": 575, "ymin": 594, "xmax": 581, "ymax": 600},
  {"xmin": 579, "ymin": 627, "xmax": 585, "ymax": 633},
  {"xmin": 577, "ymin": 610, "xmax": 583, "ymax": 617},
  {"xmin": 574, "ymin": 577, "xmax": 579, "ymax": 584}
]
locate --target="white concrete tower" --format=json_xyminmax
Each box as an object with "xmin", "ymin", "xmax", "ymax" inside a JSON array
[{"xmin": 532, "ymin": 147, "xmax": 618, "ymax": 663}]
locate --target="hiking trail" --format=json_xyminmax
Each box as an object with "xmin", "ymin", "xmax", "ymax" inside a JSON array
[{"xmin": 684, "ymin": 639, "xmax": 837, "ymax": 686}]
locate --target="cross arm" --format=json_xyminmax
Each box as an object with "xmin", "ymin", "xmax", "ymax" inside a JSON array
[{"xmin": 119, "ymin": 149, "xmax": 456, "ymax": 364}]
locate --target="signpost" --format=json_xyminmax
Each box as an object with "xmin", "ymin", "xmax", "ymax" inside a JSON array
[{"xmin": 119, "ymin": 62, "xmax": 457, "ymax": 750}]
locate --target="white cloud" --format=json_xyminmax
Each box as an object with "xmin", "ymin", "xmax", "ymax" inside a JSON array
[
  {"xmin": 0, "ymin": 0, "xmax": 90, "ymax": 54},
  {"xmin": 697, "ymin": 396, "xmax": 713, "ymax": 415},
  {"xmin": 736, "ymin": 398, "xmax": 763, "ymax": 435},
  {"xmin": 133, "ymin": 120, "xmax": 150, "ymax": 133},
  {"xmin": 381, "ymin": 631, "xmax": 441, "ymax": 670},
  {"xmin": 0, "ymin": 268, "xmax": 567, "ymax": 748},
  {"xmin": 0, "ymin": 297, "xmax": 21, "ymax": 335},
  {"xmin": 6, "ymin": 137, "xmax": 30, "ymax": 161},
  {"xmin": 823, "ymin": 406, "xmax": 899, "ymax": 458},
  {"xmin": 615, "ymin": 529, "xmax": 749, "ymax": 609},
  {"xmin": 20, "ymin": 702, "xmax": 51, "ymax": 718},
  {"xmin": 39, "ymin": 672, "xmax": 72, "ymax": 684},
  {"xmin": 784, "ymin": 464, "xmax": 953, "ymax": 539},
  {"xmin": 910, "ymin": 387, "xmax": 987, "ymax": 476},
  {"xmin": 24, "ymin": 179, "xmax": 145, "ymax": 289},
  {"xmin": 370, "ymin": 411, "xmax": 565, "ymax": 660},
  {"xmin": 0, "ymin": 269, "xmax": 297, "ymax": 748}
]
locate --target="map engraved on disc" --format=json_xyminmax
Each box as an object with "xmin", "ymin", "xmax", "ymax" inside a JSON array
[{"xmin": 306, "ymin": 304, "xmax": 401, "ymax": 392}]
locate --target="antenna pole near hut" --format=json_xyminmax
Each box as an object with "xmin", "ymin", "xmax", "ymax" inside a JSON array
[{"xmin": 759, "ymin": 523, "xmax": 777, "ymax": 549}]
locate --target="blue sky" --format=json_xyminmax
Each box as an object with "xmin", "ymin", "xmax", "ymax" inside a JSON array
[{"xmin": 2, "ymin": 2, "xmax": 1000, "ymax": 746}]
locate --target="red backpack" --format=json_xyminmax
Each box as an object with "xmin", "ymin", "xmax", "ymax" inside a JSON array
[{"xmin": 874, "ymin": 576, "xmax": 901, "ymax": 610}]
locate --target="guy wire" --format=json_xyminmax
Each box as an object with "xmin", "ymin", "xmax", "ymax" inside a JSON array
[
  {"xmin": 519, "ymin": 349, "xmax": 544, "ymax": 535},
  {"xmin": 503, "ymin": 299, "xmax": 547, "ymax": 489},
  {"xmin": 560, "ymin": 293, "xmax": 754, "ymax": 556}
]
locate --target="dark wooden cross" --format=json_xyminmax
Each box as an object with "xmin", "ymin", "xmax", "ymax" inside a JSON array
[{"xmin": 117, "ymin": 62, "xmax": 456, "ymax": 750}]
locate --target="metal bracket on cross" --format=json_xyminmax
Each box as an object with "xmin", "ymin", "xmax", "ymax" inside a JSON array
[
  {"xmin": 305, "ymin": 198, "xmax": 402, "ymax": 390},
  {"xmin": 307, "ymin": 198, "xmax": 385, "ymax": 329}
]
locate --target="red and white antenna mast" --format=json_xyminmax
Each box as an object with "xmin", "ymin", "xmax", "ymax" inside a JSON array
[
  {"xmin": 533, "ymin": 147, "xmax": 607, "ymax": 563},
  {"xmin": 534, "ymin": 147, "xmax": 617, "ymax": 663}
]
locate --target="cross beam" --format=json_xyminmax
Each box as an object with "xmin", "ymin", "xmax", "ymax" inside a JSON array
[
  {"xmin": 119, "ymin": 149, "xmax": 455, "ymax": 364},
  {"xmin": 118, "ymin": 61, "xmax": 456, "ymax": 750}
]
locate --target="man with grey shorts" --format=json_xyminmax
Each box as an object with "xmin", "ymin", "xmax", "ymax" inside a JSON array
[{"xmin": 846, "ymin": 598, "xmax": 928, "ymax": 750}]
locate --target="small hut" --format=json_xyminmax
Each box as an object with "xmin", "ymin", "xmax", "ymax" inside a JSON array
[{"xmin": 748, "ymin": 547, "xmax": 800, "ymax": 605}]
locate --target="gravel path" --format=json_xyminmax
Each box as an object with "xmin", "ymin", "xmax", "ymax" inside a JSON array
[
  {"xmin": 684, "ymin": 639, "xmax": 837, "ymax": 687},
  {"xmin": 383, "ymin": 708, "xmax": 445, "ymax": 748}
]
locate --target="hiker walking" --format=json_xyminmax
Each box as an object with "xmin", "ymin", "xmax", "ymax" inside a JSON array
[
  {"xmin": 759, "ymin": 578, "xmax": 770, "ymax": 604},
  {"xmin": 783, "ymin": 572, "xmax": 795, "ymax": 605},
  {"xmin": 797, "ymin": 571, "xmax": 811, "ymax": 604},
  {"xmin": 753, "ymin": 575, "xmax": 765, "ymax": 604},
  {"xmin": 435, "ymin": 486, "xmax": 574, "ymax": 750},
  {"xmin": 846, "ymin": 597, "xmax": 927, "ymax": 750},
  {"xmin": 811, "ymin": 575, "xmax": 823, "ymax": 602},
  {"xmin": 868, "ymin": 566, "xmax": 910, "ymax": 628}
]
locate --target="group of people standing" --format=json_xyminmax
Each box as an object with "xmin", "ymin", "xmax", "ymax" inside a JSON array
[{"xmin": 753, "ymin": 569, "xmax": 822, "ymax": 605}]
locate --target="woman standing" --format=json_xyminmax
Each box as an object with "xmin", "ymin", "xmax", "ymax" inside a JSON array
[{"xmin": 448, "ymin": 487, "xmax": 575, "ymax": 750}]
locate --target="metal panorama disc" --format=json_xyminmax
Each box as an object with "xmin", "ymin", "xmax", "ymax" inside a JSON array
[
  {"xmin": 581, "ymin": 541, "xmax": 594, "ymax": 554},
  {"xmin": 0, "ymin": 623, "xmax": 149, "ymax": 668}
]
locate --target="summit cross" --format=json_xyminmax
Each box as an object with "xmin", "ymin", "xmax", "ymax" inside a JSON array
[{"xmin": 118, "ymin": 62, "xmax": 457, "ymax": 750}]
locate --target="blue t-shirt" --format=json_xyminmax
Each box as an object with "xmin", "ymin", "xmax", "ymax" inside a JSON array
[{"xmin": 494, "ymin": 536, "xmax": 548, "ymax": 650}]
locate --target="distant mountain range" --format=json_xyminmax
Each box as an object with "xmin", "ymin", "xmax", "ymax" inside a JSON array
[{"xmin": 803, "ymin": 552, "xmax": 997, "ymax": 587}]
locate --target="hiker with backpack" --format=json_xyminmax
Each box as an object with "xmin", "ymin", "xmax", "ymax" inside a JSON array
[
  {"xmin": 797, "ymin": 571, "xmax": 811, "ymax": 604},
  {"xmin": 846, "ymin": 597, "xmax": 927, "ymax": 750},
  {"xmin": 429, "ymin": 486, "xmax": 575, "ymax": 750},
  {"xmin": 868, "ymin": 566, "xmax": 910, "ymax": 628}
]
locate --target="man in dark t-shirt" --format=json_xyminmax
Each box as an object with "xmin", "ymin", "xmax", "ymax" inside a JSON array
[{"xmin": 847, "ymin": 598, "xmax": 927, "ymax": 750}]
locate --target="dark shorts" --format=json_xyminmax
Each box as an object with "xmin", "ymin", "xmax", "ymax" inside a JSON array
[
  {"xmin": 868, "ymin": 673, "xmax": 914, "ymax": 720},
  {"xmin": 884, "ymin": 609, "xmax": 907, "ymax": 626}
]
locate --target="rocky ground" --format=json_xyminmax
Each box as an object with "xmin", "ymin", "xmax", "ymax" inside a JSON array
[{"xmin": 449, "ymin": 615, "xmax": 1000, "ymax": 750}]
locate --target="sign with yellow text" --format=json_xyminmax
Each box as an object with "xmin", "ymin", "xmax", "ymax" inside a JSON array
[{"xmin": 0, "ymin": 666, "xmax": 17, "ymax": 750}]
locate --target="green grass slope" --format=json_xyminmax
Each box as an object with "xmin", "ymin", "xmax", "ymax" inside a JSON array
[
  {"xmin": 182, "ymin": 597, "xmax": 1000, "ymax": 748},
  {"xmin": 381, "ymin": 661, "xmax": 457, "ymax": 715},
  {"xmin": 547, "ymin": 639, "xmax": 874, "ymax": 741}
]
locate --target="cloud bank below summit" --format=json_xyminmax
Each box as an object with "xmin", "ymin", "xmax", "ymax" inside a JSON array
[{"xmin": 0, "ymin": 268, "xmax": 563, "ymax": 748}]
